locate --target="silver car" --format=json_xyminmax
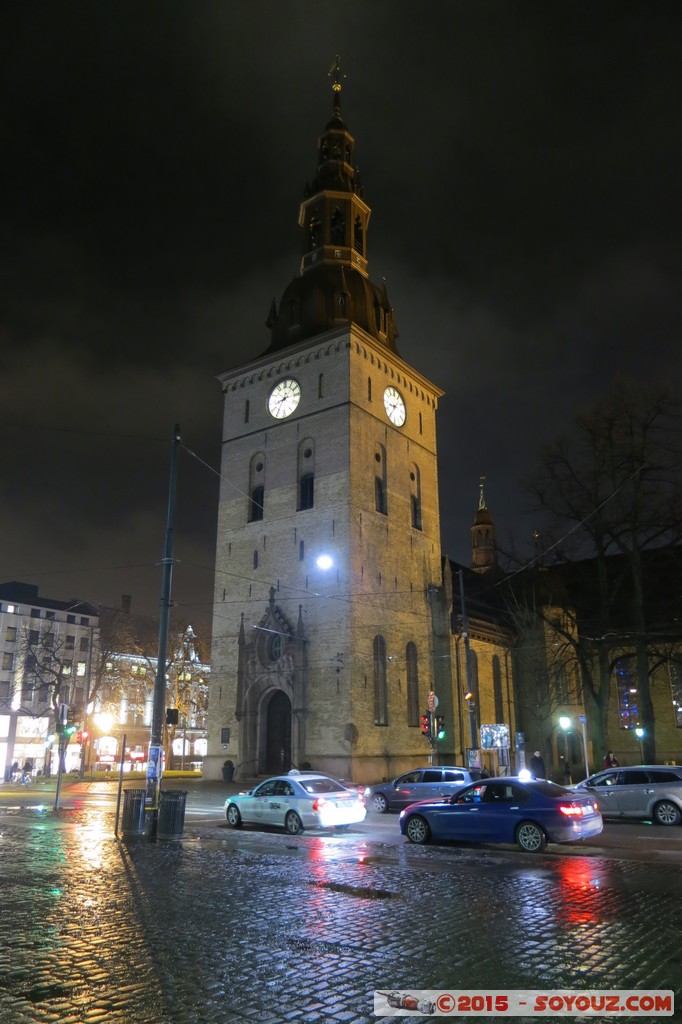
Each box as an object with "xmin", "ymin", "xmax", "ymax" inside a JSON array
[
  {"xmin": 225, "ymin": 770, "xmax": 366, "ymax": 834},
  {"xmin": 364, "ymin": 766, "xmax": 487, "ymax": 813},
  {"xmin": 574, "ymin": 765, "xmax": 682, "ymax": 826}
]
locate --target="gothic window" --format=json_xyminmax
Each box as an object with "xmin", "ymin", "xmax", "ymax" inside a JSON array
[
  {"xmin": 299, "ymin": 540, "xmax": 305, "ymax": 561},
  {"xmin": 492, "ymin": 655, "xmax": 504, "ymax": 723},
  {"xmin": 615, "ymin": 657, "xmax": 639, "ymax": 729},
  {"xmin": 354, "ymin": 215, "xmax": 364, "ymax": 255},
  {"xmin": 367, "ymin": 377, "xmax": 372, "ymax": 401},
  {"xmin": 373, "ymin": 635, "xmax": 388, "ymax": 725},
  {"xmin": 253, "ymin": 550, "xmax": 259, "ymax": 570},
  {"xmin": 552, "ymin": 663, "xmax": 570, "ymax": 704},
  {"xmin": 244, "ymin": 399, "xmax": 250, "ymax": 424},
  {"xmin": 406, "ymin": 642, "xmax": 419, "ymax": 727},
  {"xmin": 410, "ymin": 464, "xmax": 422, "ymax": 530},
  {"xmin": 336, "ymin": 292, "xmax": 348, "ymax": 318},
  {"xmin": 375, "ymin": 444, "xmax": 387, "ymax": 515},
  {"xmin": 297, "ymin": 440, "xmax": 315, "ymax": 511},
  {"xmin": 248, "ymin": 454, "xmax": 265, "ymax": 522}
]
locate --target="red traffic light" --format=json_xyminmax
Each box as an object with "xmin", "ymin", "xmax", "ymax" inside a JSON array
[{"xmin": 81, "ymin": 730, "xmax": 89, "ymax": 741}]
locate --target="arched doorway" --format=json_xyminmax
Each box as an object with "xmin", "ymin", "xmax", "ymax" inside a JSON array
[{"xmin": 265, "ymin": 691, "xmax": 292, "ymax": 774}]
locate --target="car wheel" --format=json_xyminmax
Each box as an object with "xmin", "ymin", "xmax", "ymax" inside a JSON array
[
  {"xmin": 226, "ymin": 804, "xmax": 242, "ymax": 828},
  {"xmin": 653, "ymin": 800, "xmax": 681, "ymax": 826},
  {"xmin": 516, "ymin": 821, "xmax": 547, "ymax": 853},
  {"xmin": 405, "ymin": 815, "xmax": 431, "ymax": 844},
  {"xmin": 371, "ymin": 793, "xmax": 389, "ymax": 814},
  {"xmin": 285, "ymin": 811, "xmax": 303, "ymax": 835}
]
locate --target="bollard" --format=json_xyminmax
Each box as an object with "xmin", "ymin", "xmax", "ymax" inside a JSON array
[
  {"xmin": 121, "ymin": 788, "xmax": 147, "ymax": 837},
  {"xmin": 157, "ymin": 790, "xmax": 188, "ymax": 839}
]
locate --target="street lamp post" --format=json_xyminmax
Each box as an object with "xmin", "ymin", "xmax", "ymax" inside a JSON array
[
  {"xmin": 458, "ymin": 571, "xmax": 478, "ymax": 759},
  {"xmin": 635, "ymin": 726, "xmax": 645, "ymax": 763},
  {"xmin": 578, "ymin": 713, "xmax": 590, "ymax": 780},
  {"xmin": 559, "ymin": 715, "xmax": 572, "ymax": 784},
  {"xmin": 146, "ymin": 424, "xmax": 181, "ymax": 834}
]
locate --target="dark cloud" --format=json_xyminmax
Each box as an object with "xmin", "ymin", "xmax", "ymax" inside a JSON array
[{"xmin": 2, "ymin": 1, "xmax": 681, "ymax": 615}]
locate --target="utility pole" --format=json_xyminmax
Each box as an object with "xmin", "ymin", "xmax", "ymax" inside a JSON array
[
  {"xmin": 145, "ymin": 424, "xmax": 181, "ymax": 834},
  {"xmin": 458, "ymin": 570, "xmax": 478, "ymax": 752}
]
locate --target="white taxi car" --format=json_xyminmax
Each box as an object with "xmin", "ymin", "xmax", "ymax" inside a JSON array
[{"xmin": 224, "ymin": 770, "xmax": 366, "ymax": 834}]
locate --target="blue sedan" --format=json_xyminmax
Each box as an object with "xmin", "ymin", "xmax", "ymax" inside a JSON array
[{"xmin": 399, "ymin": 777, "xmax": 603, "ymax": 852}]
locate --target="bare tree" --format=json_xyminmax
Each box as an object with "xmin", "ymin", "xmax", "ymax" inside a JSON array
[
  {"xmin": 523, "ymin": 381, "xmax": 682, "ymax": 762},
  {"xmin": 18, "ymin": 622, "xmax": 72, "ymax": 773}
]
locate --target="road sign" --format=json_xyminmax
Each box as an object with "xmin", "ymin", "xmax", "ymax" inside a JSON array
[
  {"xmin": 428, "ymin": 691, "xmax": 436, "ymax": 711},
  {"xmin": 579, "ymin": 714, "xmax": 586, "ymax": 724}
]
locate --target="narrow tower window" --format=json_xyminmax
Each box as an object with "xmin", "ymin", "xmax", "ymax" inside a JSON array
[
  {"xmin": 375, "ymin": 445, "xmax": 387, "ymax": 515},
  {"xmin": 297, "ymin": 440, "xmax": 315, "ymax": 511},
  {"xmin": 248, "ymin": 454, "xmax": 265, "ymax": 522},
  {"xmin": 373, "ymin": 635, "xmax": 388, "ymax": 726},
  {"xmin": 410, "ymin": 464, "xmax": 422, "ymax": 530}
]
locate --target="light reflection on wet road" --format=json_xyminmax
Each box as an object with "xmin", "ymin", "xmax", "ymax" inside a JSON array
[{"xmin": 0, "ymin": 786, "xmax": 680, "ymax": 1023}]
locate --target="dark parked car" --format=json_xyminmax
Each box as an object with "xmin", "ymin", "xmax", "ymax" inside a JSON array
[
  {"xmin": 364, "ymin": 766, "xmax": 486, "ymax": 813},
  {"xmin": 399, "ymin": 777, "xmax": 603, "ymax": 852},
  {"xmin": 573, "ymin": 765, "xmax": 682, "ymax": 825}
]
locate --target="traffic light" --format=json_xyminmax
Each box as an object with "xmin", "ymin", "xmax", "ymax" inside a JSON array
[
  {"xmin": 81, "ymin": 730, "xmax": 89, "ymax": 743},
  {"xmin": 64, "ymin": 723, "xmax": 77, "ymax": 738},
  {"xmin": 435, "ymin": 715, "xmax": 446, "ymax": 740},
  {"xmin": 420, "ymin": 712, "xmax": 431, "ymax": 738},
  {"xmin": 76, "ymin": 731, "xmax": 82, "ymax": 744}
]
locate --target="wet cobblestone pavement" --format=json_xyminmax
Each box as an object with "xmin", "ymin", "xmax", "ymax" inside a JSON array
[{"xmin": 0, "ymin": 799, "xmax": 680, "ymax": 1023}]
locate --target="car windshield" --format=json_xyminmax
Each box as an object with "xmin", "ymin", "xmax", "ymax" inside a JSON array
[{"xmin": 300, "ymin": 778, "xmax": 347, "ymax": 795}]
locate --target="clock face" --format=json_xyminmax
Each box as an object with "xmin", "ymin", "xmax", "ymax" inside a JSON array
[
  {"xmin": 268, "ymin": 379, "xmax": 301, "ymax": 419},
  {"xmin": 383, "ymin": 386, "xmax": 406, "ymax": 426}
]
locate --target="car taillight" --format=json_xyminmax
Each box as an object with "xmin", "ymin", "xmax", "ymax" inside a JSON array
[
  {"xmin": 558, "ymin": 803, "xmax": 583, "ymax": 817},
  {"xmin": 311, "ymin": 797, "xmax": 327, "ymax": 812}
]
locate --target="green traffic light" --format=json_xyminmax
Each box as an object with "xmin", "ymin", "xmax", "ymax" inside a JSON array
[{"xmin": 64, "ymin": 724, "xmax": 77, "ymax": 736}]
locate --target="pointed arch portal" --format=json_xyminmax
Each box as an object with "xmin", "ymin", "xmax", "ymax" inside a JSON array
[{"xmin": 265, "ymin": 690, "xmax": 292, "ymax": 775}]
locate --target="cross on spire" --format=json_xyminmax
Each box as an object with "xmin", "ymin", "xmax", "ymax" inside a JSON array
[{"xmin": 328, "ymin": 54, "xmax": 345, "ymax": 92}]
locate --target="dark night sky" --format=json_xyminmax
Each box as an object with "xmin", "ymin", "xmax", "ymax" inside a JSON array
[{"xmin": 2, "ymin": 1, "xmax": 681, "ymax": 627}]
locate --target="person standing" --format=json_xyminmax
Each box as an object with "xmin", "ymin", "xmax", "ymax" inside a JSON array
[
  {"xmin": 529, "ymin": 750, "xmax": 546, "ymax": 779},
  {"xmin": 602, "ymin": 751, "xmax": 619, "ymax": 769}
]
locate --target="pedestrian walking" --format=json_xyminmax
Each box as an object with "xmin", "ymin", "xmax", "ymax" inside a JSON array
[
  {"xmin": 529, "ymin": 750, "xmax": 546, "ymax": 779},
  {"xmin": 602, "ymin": 751, "xmax": 619, "ymax": 770}
]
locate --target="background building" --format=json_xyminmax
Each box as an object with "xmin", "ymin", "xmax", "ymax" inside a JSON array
[{"xmin": 0, "ymin": 581, "xmax": 98, "ymax": 777}]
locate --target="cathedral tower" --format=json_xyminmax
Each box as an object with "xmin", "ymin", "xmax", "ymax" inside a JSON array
[{"xmin": 207, "ymin": 64, "xmax": 445, "ymax": 783}]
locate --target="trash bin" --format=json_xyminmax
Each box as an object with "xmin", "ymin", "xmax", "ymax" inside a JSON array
[
  {"xmin": 157, "ymin": 789, "xmax": 187, "ymax": 839},
  {"xmin": 121, "ymin": 788, "xmax": 147, "ymax": 837}
]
